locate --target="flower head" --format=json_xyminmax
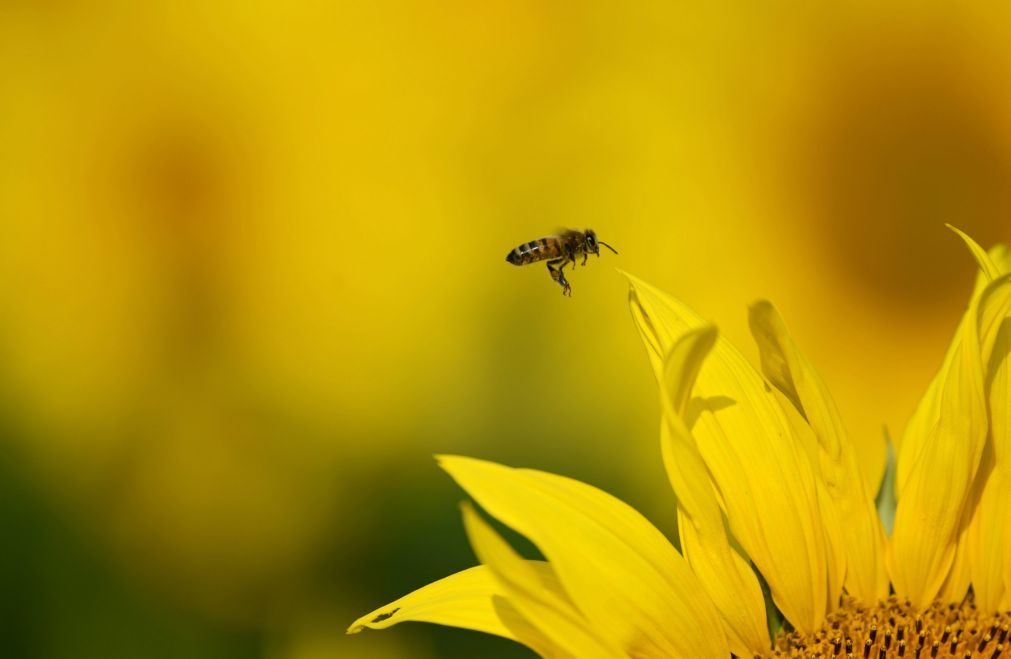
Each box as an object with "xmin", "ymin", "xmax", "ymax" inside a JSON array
[{"xmin": 349, "ymin": 227, "xmax": 1011, "ymax": 658}]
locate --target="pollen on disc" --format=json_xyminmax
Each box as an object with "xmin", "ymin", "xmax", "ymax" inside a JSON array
[{"xmin": 762, "ymin": 596, "xmax": 1010, "ymax": 659}]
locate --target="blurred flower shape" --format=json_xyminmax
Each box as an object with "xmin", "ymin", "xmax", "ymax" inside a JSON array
[{"xmin": 349, "ymin": 228, "xmax": 1011, "ymax": 658}]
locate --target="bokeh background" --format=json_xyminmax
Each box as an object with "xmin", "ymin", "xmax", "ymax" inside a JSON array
[{"xmin": 2, "ymin": 2, "xmax": 1011, "ymax": 658}]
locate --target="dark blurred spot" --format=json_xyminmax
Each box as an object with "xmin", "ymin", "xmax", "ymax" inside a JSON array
[
  {"xmin": 121, "ymin": 111, "xmax": 252, "ymax": 359},
  {"xmin": 135, "ymin": 135, "xmax": 219, "ymax": 219},
  {"xmin": 127, "ymin": 116, "xmax": 237, "ymax": 250},
  {"xmin": 797, "ymin": 35, "xmax": 1011, "ymax": 309}
]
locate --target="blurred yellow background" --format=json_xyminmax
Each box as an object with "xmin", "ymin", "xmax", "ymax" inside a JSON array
[{"xmin": 2, "ymin": 2, "xmax": 1011, "ymax": 658}]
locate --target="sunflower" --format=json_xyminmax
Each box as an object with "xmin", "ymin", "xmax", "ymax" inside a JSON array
[{"xmin": 348, "ymin": 227, "xmax": 1011, "ymax": 658}]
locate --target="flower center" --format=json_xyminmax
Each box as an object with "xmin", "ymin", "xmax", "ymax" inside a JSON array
[{"xmin": 767, "ymin": 596, "xmax": 1010, "ymax": 658}]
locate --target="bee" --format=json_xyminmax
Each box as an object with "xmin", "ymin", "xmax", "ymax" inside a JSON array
[{"xmin": 505, "ymin": 229, "xmax": 618, "ymax": 296}]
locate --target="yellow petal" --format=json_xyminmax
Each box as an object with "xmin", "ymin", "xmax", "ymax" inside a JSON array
[
  {"xmin": 894, "ymin": 236, "xmax": 1005, "ymax": 467},
  {"xmin": 659, "ymin": 326, "xmax": 770, "ymax": 656},
  {"xmin": 890, "ymin": 240, "xmax": 1011, "ymax": 606},
  {"xmin": 984, "ymin": 281, "xmax": 1011, "ymax": 472},
  {"xmin": 993, "ymin": 351, "xmax": 1011, "ymax": 613},
  {"xmin": 947, "ymin": 224, "xmax": 1003, "ymax": 282},
  {"xmin": 489, "ymin": 597, "xmax": 561, "ymax": 659},
  {"xmin": 347, "ymin": 565, "xmax": 516, "ymax": 639},
  {"xmin": 1005, "ymin": 497, "xmax": 1011, "ymax": 611},
  {"xmin": 895, "ymin": 272, "xmax": 1010, "ymax": 495},
  {"xmin": 664, "ymin": 325, "xmax": 719, "ymax": 418},
  {"xmin": 936, "ymin": 523, "xmax": 972, "ymax": 604},
  {"xmin": 936, "ymin": 457, "xmax": 987, "ymax": 604},
  {"xmin": 767, "ymin": 390, "xmax": 845, "ymax": 609},
  {"xmin": 979, "ymin": 240, "xmax": 1011, "ymax": 612},
  {"xmin": 890, "ymin": 324, "xmax": 984, "ymax": 604},
  {"xmin": 961, "ymin": 276, "xmax": 1011, "ymax": 609},
  {"xmin": 748, "ymin": 300, "xmax": 889, "ymax": 603},
  {"xmin": 438, "ymin": 454, "xmax": 729, "ymax": 658},
  {"xmin": 461, "ymin": 502, "xmax": 623, "ymax": 659},
  {"xmin": 968, "ymin": 462, "xmax": 1008, "ymax": 613},
  {"xmin": 626, "ymin": 272, "xmax": 829, "ymax": 635},
  {"xmin": 895, "ymin": 326, "xmax": 963, "ymax": 478},
  {"xmin": 978, "ymin": 279, "xmax": 1011, "ymax": 364},
  {"xmin": 994, "ymin": 244, "xmax": 1011, "ymax": 279}
]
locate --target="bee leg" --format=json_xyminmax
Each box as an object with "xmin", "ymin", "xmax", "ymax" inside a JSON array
[
  {"xmin": 547, "ymin": 258, "xmax": 571, "ymax": 296},
  {"xmin": 581, "ymin": 253, "xmax": 588, "ymax": 266}
]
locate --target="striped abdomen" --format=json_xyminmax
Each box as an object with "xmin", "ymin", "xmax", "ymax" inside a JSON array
[{"xmin": 505, "ymin": 237, "xmax": 563, "ymax": 265}]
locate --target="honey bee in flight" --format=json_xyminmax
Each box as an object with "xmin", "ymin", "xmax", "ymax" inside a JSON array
[{"xmin": 505, "ymin": 229, "xmax": 618, "ymax": 296}]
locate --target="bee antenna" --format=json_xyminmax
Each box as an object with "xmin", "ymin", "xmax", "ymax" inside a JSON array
[{"xmin": 598, "ymin": 241, "xmax": 618, "ymax": 254}]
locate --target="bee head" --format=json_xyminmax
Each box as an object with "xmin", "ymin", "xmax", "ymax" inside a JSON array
[{"xmin": 585, "ymin": 229, "xmax": 617, "ymax": 257}]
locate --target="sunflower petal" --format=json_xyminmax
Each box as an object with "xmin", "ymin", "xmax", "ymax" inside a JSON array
[
  {"xmin": 948, "ymin": 224, "xmax": 1002, "ymax": 282},
  {"xmin": 968, "ymin": 463, "xmax": 1008, "ymax": 613},
  {"xmin": 461, "ymin": 502, "xmax": 623, "ymax": 659},
  {"xmin": 1005, "ymin": 498, "xmax": 1011, "ymax": 611},
  {"xmin": 748, "ymin": 301, "xmax": 889, "ymax": 603},
  {"xmin": 981, "ymin": 247, "xmax": 1011, "ymax": 612},
  {"xmin": 968, "ymin": 274, "xmax": 1011, "ymax": 611},
  {"xmin": 893, "ymin": 237, "xmax": 1005, "ymax": 469},
  {"xmin": 890, "ymin": 241, "xmax": 1011, "ymax": 606},
  {"xmin": 891, "ymin": 328, "xmax": 984, "ymax": 605},
  {"xmin": 936, "ymin": 277, "xmax": 1011, "ymax": 609},
  {"xmin": 989, "ymin": 316, "xmax": 1011, "ymax": 465},
  {"xmin": 659, "ymin": 326, "xmax": 770, "ymax": 656},
  {"xmin": 626, "ymin": 272, "xmax": 829, "ymax": 634},
  {"xmin": 895, "ymin": 329, "xmax": 962, "ymax": 479},
  {"xmin": 936, "ymin": 460, "xmax": 985, "ymax": 605},
  {"xmin": 975, "ymin": 242, "xmax": 1011, "ymax": 611},
  {"xmin": 490, "ymin": 597, "xmax": 560, "ymax": 658},
  {"xmin": 895, "ymin": 271, "xmax": 1010, "ymax": 494},
  {"xmin": 767, "ymin": 391, "xmax": 846, "ymax": 608},
  {"xmin": 347, "ymin": 565, "xmax": 516, "ymax": 639},
  {"xmin": 936, "ymin": 525, "xmax": 972, "ymax": 604},
  {"xmin": 439, "ymin": 454, "xmax": 729, "ymax": 658}
]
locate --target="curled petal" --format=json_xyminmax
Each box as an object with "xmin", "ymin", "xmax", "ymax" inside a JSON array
[
  {"xmin": 626, "ymin": 272, "xmax": 829, "ymax": 634},
  {"xmin": 439, "ymin": 454, "xmax": 729, "ymax": 658},
  {"xmin": 347, "ymin": 565, "xmax": 517, "ymax": 640}
]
